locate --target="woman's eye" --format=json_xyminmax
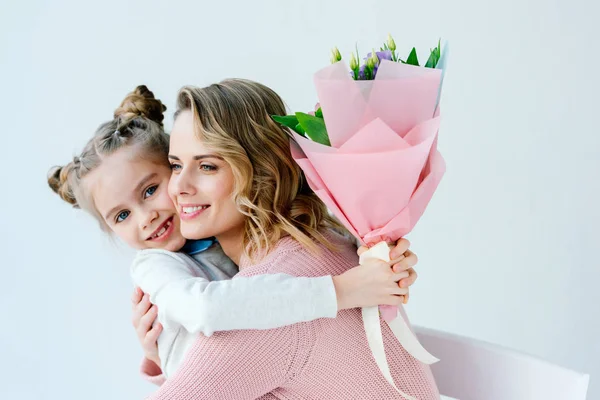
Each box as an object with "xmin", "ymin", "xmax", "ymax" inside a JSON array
[
  {"xmin": 170, "ymin": 163, "xmax": 181, "ymax": 171},
  {"xmin": 144, "ymin": 185, "xmax": 158, "ymax": 198},
  {"xmin": 116, "ymin": 210, "xmax": 130, "ymax": 223},
  {"xmin": 200, "ymin": 164, "xmax": 216, "ymax": 172}
]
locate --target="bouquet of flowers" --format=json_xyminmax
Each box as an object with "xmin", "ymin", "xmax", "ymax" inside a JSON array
[{"xmin": 273, "ymin": 35, "xmax": 448, "ymax": 398}]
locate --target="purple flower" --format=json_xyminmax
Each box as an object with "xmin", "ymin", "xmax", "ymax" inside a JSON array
[
  {"xmin": 366, "ymin": 50, "xmax": 393, "ymax": 62},
  {"xmin": 358, "ymin": 64, "xmax": 367, "ymax": 80},
  {"xmin": 362, "ymin": 50, "xmax": 393, "ymax": 79},
  {"xmin": 349, "ymin": 50, "xmax": 394, "ymax": 80},
  {"xmin": 349, "ymin": 64, "xmax": 368, "ymax": 80}
]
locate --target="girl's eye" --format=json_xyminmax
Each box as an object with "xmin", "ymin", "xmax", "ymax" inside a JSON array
[
  {"xmin": 144, "ymin": 185, "xmax": 158, "ymax": 199},
  {"xmin": 200, "ymin": 164, "xmax": 217, "ymax": 172},
  {"xmin": 116, "ymin": 210, "xmax": 130, "ymax": 223},
  {"xmin": 170, "ymin": 164, "xmax": 181, "ymax": 171}
]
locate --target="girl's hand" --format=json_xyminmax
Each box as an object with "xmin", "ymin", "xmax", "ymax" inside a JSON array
[
  {"xmin": 333, "ymin": 238, "xmax": 418, "ymax": 310},
  {"xmin": 384, "ymin": 238, "xmax": 418, "ymax": 303},
  {"xmin": 131, "ymin": 287, "xmax": 162, "ymax": 367}
]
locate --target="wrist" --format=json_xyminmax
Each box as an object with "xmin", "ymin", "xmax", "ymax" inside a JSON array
[{"xmin": 332, "ymin": 274, "xmax": 352, "ymax": 311}]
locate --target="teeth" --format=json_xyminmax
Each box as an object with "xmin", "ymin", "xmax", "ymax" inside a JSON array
[
  {"xmin": 183, "ymin": 205, "xmax": 208, "ymax": 214},
  {"xmin": 151, "ymin": 220, "xmax": 171, "ymax": 239}
]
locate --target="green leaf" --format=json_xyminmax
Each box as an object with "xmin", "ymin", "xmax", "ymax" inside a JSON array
[
  {"xmin": 406, "ymin": 47, "xmax": 419, "ymax": 66},
  {"xmin": 425, "ymin": 39, "xmax": 442, "ymax": 68},
  {"xmin": 424, "ymin": 53, "xmax": 435, "ymax": 68},
  {"xmin": 295, "ymin": 112, "xmax": 330, "ymax": 146},
  {"xmin": 314, "ymin": 107, "xmax": 323, "ymax": 118},
  {"xmin": 295, "ymin": 123, "xmax": 306, "ymax": 135},
  {"xmin": 271, "ymin": 114, "xmax": 303, "ymax": 135},
  {"xmin": 424, "ymin": 48, "xmax": 439, "ymax": 68}
]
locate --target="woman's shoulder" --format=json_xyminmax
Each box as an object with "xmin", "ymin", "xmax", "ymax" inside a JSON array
[{"xmin": 240, "ymin": 229, "xmax": 358, "ymax": 277}]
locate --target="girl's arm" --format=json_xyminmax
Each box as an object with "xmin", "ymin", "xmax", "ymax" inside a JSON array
[
  {"xmin": 132, "ymin": 250, "xmax": 335, "ymax": 336},
  {"xmin": 131, "ymin": 238, "xmax": 418, "ymax": 384},
  {"xmin": 132, "ymin": 248, "xmax": 410, "ymax": 337}
]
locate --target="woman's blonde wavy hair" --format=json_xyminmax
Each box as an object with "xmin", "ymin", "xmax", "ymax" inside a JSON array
[
  {"xmin": 47, "ymin": 85, "xmax": 169, "ymax": 231},
  {"xmin": 175, "ymin": 79, "xmax": 346, "ymax": 259}
]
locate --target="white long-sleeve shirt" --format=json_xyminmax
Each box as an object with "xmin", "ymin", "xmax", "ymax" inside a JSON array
[{"xmin": 130, "ymin": 242, "xmax": 338, "ymax": 378}]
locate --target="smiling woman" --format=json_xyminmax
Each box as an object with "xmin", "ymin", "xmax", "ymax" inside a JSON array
[
  {"xmin": 168, "ymin": 111, "xmax": 247, "ymax": 264},
  {"xmin": 141, "ymin": 79, "xmax": 438, "ymax": 400}
]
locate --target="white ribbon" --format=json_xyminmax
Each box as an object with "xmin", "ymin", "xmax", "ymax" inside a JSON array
[{"xmin": 359, "ymin": 241, "xmax": 439, "ymax": 399}]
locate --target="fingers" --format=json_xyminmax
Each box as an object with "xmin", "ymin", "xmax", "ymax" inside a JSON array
[
  {"xmin": 145, "ymin": 322, "xmax": 163, "ymax": 345},
  {"xmin": 398, "ymin": 268, "xmax": 417, "ymax": 289},
  {"xmin": 390, "ymin": 285, "xmax": 409, "ymax": 296},
  {"xmin": 380, "ymin": 294, "xmax": 407, "ymax": 306},
  {"xmin": 132, "ymin": 294, "xmax": 152, "ymax": 328},
  {"xmin": 131, "ymin": 287, "xmax": 143, "ymax": 307},
  {"xmin": 391, "ymin": 270, "xmax": 410, "ymax": 282},
  {"xmin": 357, "ymin": 246, "xmax": 369, "ymax": 257},
  {"xmin": 389, "ymin": 238, "xmax": 410, "ymax": 260},
  {"xmin": 392, "ymin": 250, "xmax": 418, "ymax": 273},
  {"xmin": 138, "ymin": 305, "xmax": 158, "ymax": 334}
]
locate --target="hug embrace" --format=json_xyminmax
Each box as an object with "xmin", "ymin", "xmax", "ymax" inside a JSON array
[{"xmin": 48, "ymin": 80, "xmax": 439, "ymax": 399}]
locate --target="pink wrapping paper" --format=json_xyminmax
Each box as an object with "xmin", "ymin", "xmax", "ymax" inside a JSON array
[{"xmin": 291, "ymin": 59, "xmax": 446, "ymax": 247}]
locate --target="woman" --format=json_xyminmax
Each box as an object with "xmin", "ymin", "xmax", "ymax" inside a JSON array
[{"xmin": 140, "ymin": 79, "xmax": 438, "ymax": 399}]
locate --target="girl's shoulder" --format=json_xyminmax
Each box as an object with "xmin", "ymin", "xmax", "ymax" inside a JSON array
[{"xmin": 132, "ymin": 248, "xmax": 199, "ymax": 270}]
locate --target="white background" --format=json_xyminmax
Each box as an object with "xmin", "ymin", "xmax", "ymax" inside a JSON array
[{"xmin": 1, "ymin": 0, "xmax": 598, "ymax": 398}]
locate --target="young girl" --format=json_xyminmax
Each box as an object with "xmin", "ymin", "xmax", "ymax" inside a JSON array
[
  {"xmin": 47, "ymin": 86, "xmax": 418, "ymax": 380},
  {"xmin": 141, "ymin": 79, "xmax": 439, "ymax": 399}
]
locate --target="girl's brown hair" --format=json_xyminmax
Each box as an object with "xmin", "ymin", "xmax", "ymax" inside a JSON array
[{"xmin": 47, "ymin": 85, "xmax": 169, "ymax": 230}]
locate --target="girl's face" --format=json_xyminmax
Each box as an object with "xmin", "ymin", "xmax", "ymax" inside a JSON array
[
  {"xmin": 88, "ymin": 148, "xmax": 186, "ymax": 252},
  {"xmin": 167, "ymin": 110, "xmax": 245, "ymax": 242}
]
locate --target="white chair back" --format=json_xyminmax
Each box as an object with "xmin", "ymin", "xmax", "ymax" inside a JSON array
[{"xmin": 414, "ymin": 326, "xmax": 589, "ymax": 400}]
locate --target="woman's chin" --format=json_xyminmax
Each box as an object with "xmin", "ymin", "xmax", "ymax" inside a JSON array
[{"xmin": 180, "ymin": 223, "xmax": 213, "ymax": 240}]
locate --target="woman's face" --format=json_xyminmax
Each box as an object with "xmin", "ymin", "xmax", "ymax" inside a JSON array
[{"xmin": 168, "ymin": 110, "xmax": 245, "ymax": 241}]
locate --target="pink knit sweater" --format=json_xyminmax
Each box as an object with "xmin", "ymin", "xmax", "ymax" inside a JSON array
[{"xmin": 144, "ymin": 231, "xmax": 439, "ymax": 399}]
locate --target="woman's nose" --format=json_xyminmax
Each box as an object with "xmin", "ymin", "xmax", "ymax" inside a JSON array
[{"xmin": 169, "ymin": 167, "xmax": 196, "ymax": 198}]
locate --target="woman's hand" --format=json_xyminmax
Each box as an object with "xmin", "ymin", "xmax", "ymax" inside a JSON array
[{"xmin": 131, "ymin": 287, "xmax": 162, "ymax": 367}]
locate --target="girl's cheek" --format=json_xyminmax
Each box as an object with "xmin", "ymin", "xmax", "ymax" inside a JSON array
[{"xmin": 160, "ymin": 190, "xmax": 175, "ymax": 208}]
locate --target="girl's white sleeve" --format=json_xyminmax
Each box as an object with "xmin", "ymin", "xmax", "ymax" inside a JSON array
[{"xmin": 130, "ymin": 249, "xmax": 338, "ymax": 336}]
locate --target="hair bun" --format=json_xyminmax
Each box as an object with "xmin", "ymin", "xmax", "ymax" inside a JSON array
[
  {"xmin": 114, "ymin": 85, "xmax": 167, "ymax": 126},
  {"xmin": 47, "ymin": 164, "xmax": 78, "ymax": 207}
]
